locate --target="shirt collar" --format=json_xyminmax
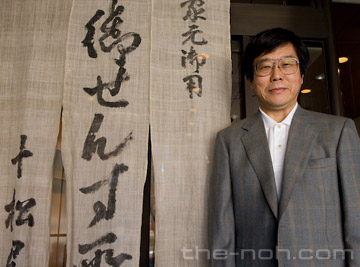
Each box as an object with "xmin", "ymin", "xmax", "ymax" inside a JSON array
[{"xmin": 259, "ymin": 102, "xmax": 298, "ymax": 129}]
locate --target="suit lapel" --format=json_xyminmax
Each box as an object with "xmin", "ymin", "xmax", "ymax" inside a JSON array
[
  {"xmin": 279, "ymin": 107, "xmax": 318, "ymax": 219},
  {"xmin": 241, "ymin": 112, "xmax": 278, "ymax": 219}
]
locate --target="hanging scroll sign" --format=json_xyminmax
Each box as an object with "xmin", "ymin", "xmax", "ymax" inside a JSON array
[
  {"xmin": 73, "ymin": 0, "xmax": 141, "ymax": 266},
  {"xmin": 181, "ymin": 0, "xmax": 208, "ymax": 98}
]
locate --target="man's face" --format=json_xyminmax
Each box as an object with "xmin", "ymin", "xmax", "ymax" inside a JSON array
[{"xmin": 250, "ymin": 43, "xmax": 303, "ymax": 115}]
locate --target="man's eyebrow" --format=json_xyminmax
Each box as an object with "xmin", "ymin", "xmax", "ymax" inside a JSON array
[{"xmin": 257, "ymin": 55, "xmax": 296, "ymax": 61}]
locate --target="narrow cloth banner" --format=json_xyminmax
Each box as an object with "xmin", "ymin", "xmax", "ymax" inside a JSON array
[
  {"xmin": 150, "ymin": 0, "xmax": 232, "ymax": 266},
  {"xmin": 0, "ymin": 0, "xmax": 72, "ymax": 266},
  {"xmin": 62, "ymin": 0, "xmax": 151, "ymax": 266}
]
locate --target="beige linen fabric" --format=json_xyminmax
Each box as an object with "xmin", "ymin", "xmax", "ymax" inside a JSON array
[
  {"xmin": 0, "ymin": 0, "xmax": 72, "ymax": 266},
  {"xmin": 150, "ymin": 0, "xmax": 231, "ymax": 266},
  {"xmin": 62, "ymin": 0, "xmax": 151, "ymax": 266},
  {"xmin": 1, "ymin": 0, "xmax": 231, "ymax": 266}
]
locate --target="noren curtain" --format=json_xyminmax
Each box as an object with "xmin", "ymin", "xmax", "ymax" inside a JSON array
[{"xmin": 0, "ymin": 0, "xmax": 231, "ymax": 266}]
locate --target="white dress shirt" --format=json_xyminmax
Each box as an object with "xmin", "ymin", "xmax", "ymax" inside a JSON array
[{"xmin": 259, "ymin": 103, "xmax": 298, "ymax": 200}]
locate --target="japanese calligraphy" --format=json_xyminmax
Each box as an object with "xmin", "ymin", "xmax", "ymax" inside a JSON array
[
  {"xmin": 4, "ymin": 134, "xmax": 36, "ymax": 265},
  {"xmin": 4, "ymin": 189, "xmax": 36, "ymax": 232},
  {"xmin": 4, "ymin": 135, "xmax": 36, "ymax": 267},
  {"xmin": 76, "ymin": 233, "xmax": 132, "ymax": 267},
  {"xmin": 78, "ymin": 232, "xmax": 117, "ymax": 254},
  {"xmin": 82, "ymin": 0, "xmax": 141, "ymax": 108},
  {"xmin": 77, "ymin": 0, "xmax": 137, "ymax": 264},
  {"xmin": 6, "ymin": 240, "xmax": 24, "ymax": 267},
  {"xmin": 76, "ymin": 249, "xmax": 132, "ymax": 267},
  {"xmin": 82, "ymin": 9, "xmax": 105, "ymax": 59},
  {"xmin": 82, "ymin": 113, "xmax": 133, "ymax": 161},
  {"xmin": 183, "ymin": 74, "xmax": 203, "ymax": 98},
  {"xmin": 181, "ymin": 46, "xmax": 207, "ymax": 73},
  {"xmin": 79, "ymin": 164, "xmax": 128, "ymax": 227},
  {"xmin": 181, "ymin": 0, "xmax": 208, "ymax": 98},
  {"xmin": 182, "ymin": 25, "xmax": 208, "ymax": 46},
  {"xmin": 11, "ymin": 135, "xmax": 33, "ymax": 179},
  {"xmin": 181, "ymin": 0, "xmax": 206, "ymax": 22}
]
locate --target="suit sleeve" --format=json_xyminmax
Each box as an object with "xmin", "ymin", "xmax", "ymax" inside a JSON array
[
  {"xmin": 337, "ymin": 119, "xmax": 360, "ymax": 266},
  {"xmin": 208, "ymin": 132, "xmax": 236, "ymax": 267}
]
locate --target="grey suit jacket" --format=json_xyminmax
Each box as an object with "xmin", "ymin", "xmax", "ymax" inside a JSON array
[{"xmin": 208, "ymin": 106, "xmax": 360, "ymax": 267}]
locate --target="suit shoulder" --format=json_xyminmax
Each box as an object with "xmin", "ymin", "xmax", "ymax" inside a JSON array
[
  {"xmin": 302, "ymin": 109, "xmax": 349, "ymax": 127},
  {"xmin": 216, "ymin": 117, "xmax": 252, "ymax": 139},
  {"xmin": 299, "ymin": 109, "xmax": 357, "ymax": 140}
]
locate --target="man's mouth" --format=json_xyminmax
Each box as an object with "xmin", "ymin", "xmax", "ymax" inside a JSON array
[{"xmin": 269, "ymin": 87, "xmax": 286, "ymax": 93}]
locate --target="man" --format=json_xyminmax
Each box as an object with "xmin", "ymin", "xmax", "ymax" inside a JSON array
[{"xmin": 208, "ymin": 28, "xmax": 360, "ymax": 266}]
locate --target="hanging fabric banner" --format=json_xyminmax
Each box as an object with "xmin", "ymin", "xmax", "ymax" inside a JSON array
[
  {"xmin": 62, "ymin": 0, "xmax": 151, "ymax": 266},
  {"xmin": 0, "ymin": 0, "xmax": 72, "ymax": 266},
  {"xmin": 150, "ymin": 0, "xmax": 231, "ymax": 266}
]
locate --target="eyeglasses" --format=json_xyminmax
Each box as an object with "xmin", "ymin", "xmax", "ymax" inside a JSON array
[{"xmin": 254, "ymin": 57, "xmax": 299, "ymax": 77}]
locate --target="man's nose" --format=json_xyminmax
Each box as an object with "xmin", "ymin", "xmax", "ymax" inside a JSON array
[{"xmin": 270, "ymin": 64, "xmax": 283, "ymax": 81}]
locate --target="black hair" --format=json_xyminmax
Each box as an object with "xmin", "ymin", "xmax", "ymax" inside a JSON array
[{"xmin": 242, "ymin": 28, "xmax": 310, "ymax": 82}]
